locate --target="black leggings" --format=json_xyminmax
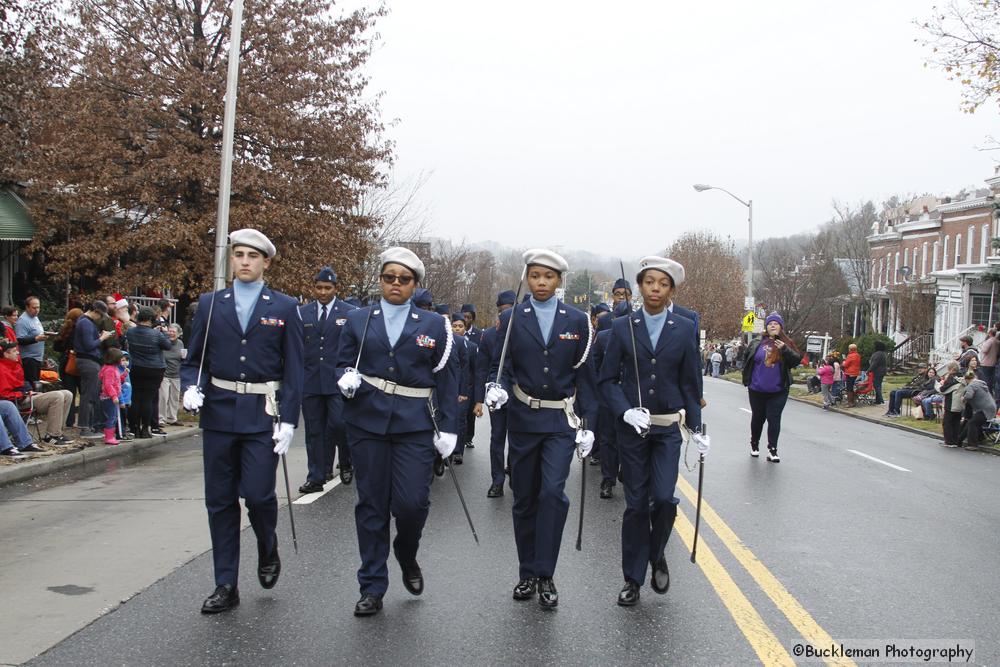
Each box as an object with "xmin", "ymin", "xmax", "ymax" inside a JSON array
[
  {"xmin": 748, "ymin": 388, "xmax": 789, "ymax": 451},
  {"xmin": 129, "ymin": 366, "xmax": 164, "ymax": 432}
]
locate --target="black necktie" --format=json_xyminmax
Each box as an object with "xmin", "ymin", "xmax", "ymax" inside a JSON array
[{"xmin": 320, "ymin": 305, "xmax": 328, "ymax": 323}]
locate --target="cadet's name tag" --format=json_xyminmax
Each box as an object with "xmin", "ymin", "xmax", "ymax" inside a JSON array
[
  {"xmin": 261, "ymin": 317, "xmax": 285, "ymax": 327},
  {"xmin": 558, "ymin": 332, "xmax": 580, "ymax": 340},
  {"xmin": 416, "ymin": 335, "xmax": 437, "ymax": 349}
]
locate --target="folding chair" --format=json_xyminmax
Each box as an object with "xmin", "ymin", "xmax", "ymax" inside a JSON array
[
  {"xmin": 983, "ymin": 409, "xmax": 1000, "ymax": 445},
  {"xmin": 17, "ymin": 394, "xmax": 43, "ymax": 441}
]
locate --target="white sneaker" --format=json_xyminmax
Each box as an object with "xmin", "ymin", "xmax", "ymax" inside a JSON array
[
  {"xmin": 750, "ymin": 445, "xmax": 760, "ymax": 458},
  {"xmin": 766, "ymin": 449, "xmax": 780, "ymax": 463},
  {"xmin": 1, "ymin": 447, "xmax": 27, "ymax": 460}
]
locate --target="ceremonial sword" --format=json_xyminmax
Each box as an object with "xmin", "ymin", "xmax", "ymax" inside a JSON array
[
  {"xmin": 575, "ymin": 417, "xmax": 587, "ymax": 551},
  {"xmin": 619, "ymin": 260, "xmax": 649, "ymax": 438},
  {"xmin": 428, "ymin": 395, "xmax": 479, "ymax": 544},
  {"xmin": 485, "ymin": 265, "xmax": 527, "ymax": 412},
  {"xmin": 272, "ymin": 401, "xmax": 299, "ymax": 554},
  {"xmin": 690, "ymin": 423, "xmax": 706, "ymax": 564}
]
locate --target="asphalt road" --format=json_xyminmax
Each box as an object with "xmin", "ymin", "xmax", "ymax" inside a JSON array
[{"xmin": 3, "ymin": 378, "xmax": 997, "ymax": 666}]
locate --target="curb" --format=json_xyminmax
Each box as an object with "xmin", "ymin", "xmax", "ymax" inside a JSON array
[
  {"xmin": 720, "ymin": 376, "xmax": 1000, "ymax": 456},
  {"xmin": 0, "ymin": 426, "xmax": 200, "ymax": 487}
]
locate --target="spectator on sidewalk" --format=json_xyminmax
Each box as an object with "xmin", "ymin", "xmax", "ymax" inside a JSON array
[
  {"xmin": 939, "ymin": 362, "xmax": 966, "ymax": 448},
  {"xmin": 0, "ymin": 398, "xmax": 40, "ymax": 458},
  {"xmin": 125, "ymin": 307, "xmax": 171, "ymax": 438},
  {"xmin": 158, "ymin": 323, "xmax": 184, "ymax": 426},
  {"xmin": 154, "ymin": 299, "xmax": 172, "ymax": 329},
  {"xmin": 957, "ymin": 335, "xmax": 978, "ymax": 373},
  {"xmin": 0, "ymin": 340, "xmax": 75, "ymax": 445},
  {"xmin": 961, "ymin": 370, "xmax": 996, "ymax": 450},
  {"xmin": 978, "ymin": 328, "xmax": 998, "ymax": 394},
  {"xmin": 74, "ymin": 301, "xmax": 114, "ymax": 434},
  {"xmin": 118, "ymin": 352, "xmax": 133, "ymax": 440},
  {"xmin": 98, "ymin": 348, "xmax": 123, "ymax": 445},
  {"xmin": 710, "ymin": 348, "xmax": 723, "ymax": 377},
  {"xmin": 2, "ymin": 306, "xmax": 18, "ymax": 343},
  {"xmin": 817, "ymin": 356, "xmax": 835, "ymax": 408},
  {"xmin": 843, "ymin": 343, "xmax": 862, "ymax": 406},
  {"xmin": 868, "ymin": 341, "xmax": 888, "ymax": 406},
  {"xmin": 14, "ymin": 296, "xmax": 48, "ymax": 384},
  {"xmin": 52, "ymin": 308, "xmax": 84, "ymax": 428},
  {"xmin": 885, "ymin": 366, "xmax": 931, "ymax": 417}
]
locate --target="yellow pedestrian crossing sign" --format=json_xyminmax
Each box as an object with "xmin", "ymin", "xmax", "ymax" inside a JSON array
[{"xmin": 741, "ymin": 311, "xmax": 755, "ymax": 332}]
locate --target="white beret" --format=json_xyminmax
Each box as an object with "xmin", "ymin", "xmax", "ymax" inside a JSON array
[
  {"xmin": 114, "ymin": 299, "xmax": 129, "ymax": 310},
  {"xmin": 637, "ymin": 255, "xmax": 685, "ymax": 286},
  {"xmin": 522, "ymin": 248, "xmax": 569, "ymax": 274},
  {"xmin": 229, "ymin": 228, "xmax": 276, "ymax": 258},
  {"xmin": 380, "ymin": 246, "xmax": 425, "ymax": 283}
]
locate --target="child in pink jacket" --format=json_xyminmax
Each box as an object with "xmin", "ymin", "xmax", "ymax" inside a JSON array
[
  {"xmin": 99, "ymin": 348, "xmax": 124, "ymax": 445},
  {"xmin": 817, "ymin": 356, "xmax": 835, "ymax": 408}
]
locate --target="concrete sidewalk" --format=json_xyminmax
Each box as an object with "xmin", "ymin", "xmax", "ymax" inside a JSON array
[{"xmin": 0, "ymin": 423, "xmax": 199, "ymax": 486}]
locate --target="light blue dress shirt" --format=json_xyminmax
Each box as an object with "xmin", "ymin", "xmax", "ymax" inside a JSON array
[
  {"xmin": 234, "ymin": 279, "xmax": 264, "ymax": 332},
  {"xmin": 530, "ymin": 295, "xmax": 558, "ymax": 344},
  {"xmin": 644, "ymin": 308, "xmax": 667, "ymax": 349},
  {"xmin": 380, "ymin": 298, "xmax": 411, "ymax": 347}
]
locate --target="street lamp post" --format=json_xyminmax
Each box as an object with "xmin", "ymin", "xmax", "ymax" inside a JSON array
[{"xmin": 693, "ymin": 184, "xmax": 753, "ymax": 310}]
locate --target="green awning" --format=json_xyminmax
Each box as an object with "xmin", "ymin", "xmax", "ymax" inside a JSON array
[{"xmin": 0, "ymin": 190, "xmax": 34, "ymax": 241}]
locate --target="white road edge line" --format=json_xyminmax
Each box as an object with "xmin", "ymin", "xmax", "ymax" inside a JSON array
[
  {"xmin": 739, "ymin": 407, "xmax": 752, "ymax": 414},
  {"xmin": 293, "ymin": 477, "xmax": 342, "ymax": 505},
  {"xmin": 847, "ymin": 449, "xmax": 911, "ymax": 472}
]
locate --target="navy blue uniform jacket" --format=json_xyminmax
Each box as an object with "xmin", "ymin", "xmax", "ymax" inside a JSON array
[
  {"xmin": 300, "ymin": 298, "xmax": 357, "ymax": 395},
  {"xmin": 489, "ymin": 301, "xmax": 598, "ymax": 434},
  {"xmin": 181, "ymin": 286, "xmax": 304, "ymax": 433},
  {"xmin": 336, "ymin": 304, "xmax": 458, "ymax": 436},
  {"xmin": 597, "ymin": 311, "xmax": 701, "ymax": 432}
]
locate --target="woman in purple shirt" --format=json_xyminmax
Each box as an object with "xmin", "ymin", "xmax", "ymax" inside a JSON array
[{"xmin": 740, "ymin": 312, "xmax": 803, "ymax": 462}]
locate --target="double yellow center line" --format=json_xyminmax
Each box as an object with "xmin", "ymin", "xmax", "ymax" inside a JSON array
[{"xmin": 674, "ymin": 476, "xmax": 856, "ymax": 667}]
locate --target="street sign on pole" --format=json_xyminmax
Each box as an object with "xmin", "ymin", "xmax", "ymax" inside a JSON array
[{"xmin": 744, "ymin": 296, "xmax": 755, "ymax": 310}]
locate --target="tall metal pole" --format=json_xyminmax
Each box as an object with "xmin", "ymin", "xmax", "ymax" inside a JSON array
[
  {"xmin": 747, "ymin": 199, "xmax": 754, "ymax": 307},
  {"xmin": 212, "ymin": 0, "xmax": 245, "ymax": 291}
]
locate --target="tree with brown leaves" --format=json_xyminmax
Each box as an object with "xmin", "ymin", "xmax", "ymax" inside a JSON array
[
  {"xmin": 663, "ymin": 231, "xmax": 745, "ymax": 340},
  {"xmin": 26, "ymin": 0, "xmax": 391, "ymax": 299}
]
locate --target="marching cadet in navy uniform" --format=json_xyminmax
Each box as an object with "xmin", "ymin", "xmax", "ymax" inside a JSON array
[
  {"xmin": 611, "ymin": 278, "xmax": 632, "ymax": 309},
  {"xmin": 298, "ymin": 267, "xmax": 357, "ymax": 494},
  {"xmin": 592, "ymin": 305, "xmax": 620, "ymax": 498},
  {"xmin": 461, "ymin": 303, "xmax": 482, "ymax": 447},
  {"xmin": 478, "ymin": 290, "xmax": 515, "ymax": 498},
  {"xmin": 450, "ymin": 313, "xmax": 478, "ymax": 464},
  {"xmin": 485, "ymin": 249, "xmax": 597, "ymax": 609},
  {"xmin": 181, "ymin": 229, "xmax": 303, "ymax": 614},
  {"xmin": 596, "ymin": 256, "xmax": 709, "ymax": 607},
  {"xmin": 336, "ymin": 247, "xmax": 458, "ymax": 617}
]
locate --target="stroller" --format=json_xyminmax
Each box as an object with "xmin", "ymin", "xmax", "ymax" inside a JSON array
[{"xmin": 852, "ymin": 372, "xmax": 876, "ymax": 405}]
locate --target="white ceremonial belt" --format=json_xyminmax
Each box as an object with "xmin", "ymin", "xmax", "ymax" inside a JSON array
[
  {"xmin": 362, "ymin": 374, "xmax": 433, "ymax": 398},
  {"xmin": 512, "ymin": 384, "xmax": 581, "ymax": 429},
  {"xmin": 211, "ymin": 378, "xmax": 282, "ymax": 417},
  {"xmin": 649, "ymin": 409, "xmax": 691, "ymax": 444}
]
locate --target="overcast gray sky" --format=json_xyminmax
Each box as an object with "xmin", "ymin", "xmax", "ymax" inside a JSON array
[{"xmin": 346, "ymin": 0, "xmax": 999, "ymax": 257}]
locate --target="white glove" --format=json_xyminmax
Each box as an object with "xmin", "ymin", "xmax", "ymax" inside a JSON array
[
  {"xmin": 434, "ymin": 431, "xmax": 457, "ymax": 458},
  {"xmin": 338, "ymin": 368, "xmax": 362, "ymax": 398},
  {"xmin": 623, "ymin": 407, "xmax": 651, "ymax": 435},
  {"xmin": 575, "ymin": 429, "xmax": 595, "ymax": 458},
  {"xmin": 183, "ymin": 386, "xmax": 204, "ymax": 412},
  {"xmin": 272, "ymin": 422, "xmax": 295, "ymax": 455},
  {"xmin": 484, "ymin": 383, "xmax": 508, "ymax": 410},
  {"xmin": 692, "ymin": 432, "xmax": 710, "ymax": 457}
]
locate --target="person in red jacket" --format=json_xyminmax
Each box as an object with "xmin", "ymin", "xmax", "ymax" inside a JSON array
[
  {"xmin": 842, "ymin": 343, "xmax": 862, "ymax": 407},
  {"xmin": 0, "ymin": 340, "xmax": 75, "ymax": 445}
]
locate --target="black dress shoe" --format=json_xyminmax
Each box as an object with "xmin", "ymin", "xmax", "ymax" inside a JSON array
[
  {"xmin": 258, "ymin": 543, "xmax": 281, "ymax": 589},
  {"xmin": 137, "ymin": 428, "xmax": 153, "ymax": 439},
  {"xmin": 600, "ymin": 480, "xmax": 614, "ymax": 499},
  {"xmin": 201, "ymin": 584, "xmax": 239, "ymax": 614},
  {"xmin": 617, "ymin": 581, "xmax": 640, "ymax": 607},
  {"xmin": 537, "ymin": 577, "xmax": 558, "ymax": 608},
  {"xmin": 299, "ymin": 480, "xmax": 324, "ymax": 494},
  {"xmin": 512, "ymin": 578, "xmax": 536, "ymax": 600},
  {"xmin": 452, "ymin": 454, "xmax": 463, "ymax": 465},
  {"xmin": 434, "ymin": 456, "xmax": 446, "ymax": 477},
  {"xmin": 400, "ymin": 560, "xmax": 423, "ymax": 596},
  {"xmin": 340, "ymin": 467, "xmax": 354, "ymax": 485},
  {"xmin": 150, "ymin": 427, "xmax": 167, "ymax": 435},
  {"xmin": 465, "ymin": 441, "xmax": 474, "ymax": 449},
  {"xmin": 354, "ymin": 593, "xmax": 383, "ymax": 616},
  {"xmin": 650, "ymin": 556, "xmax": 670, "ymax": 594},
  {"xmin": 487, "ymin": 484, "xmax": 504, "ymax": 498}
]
